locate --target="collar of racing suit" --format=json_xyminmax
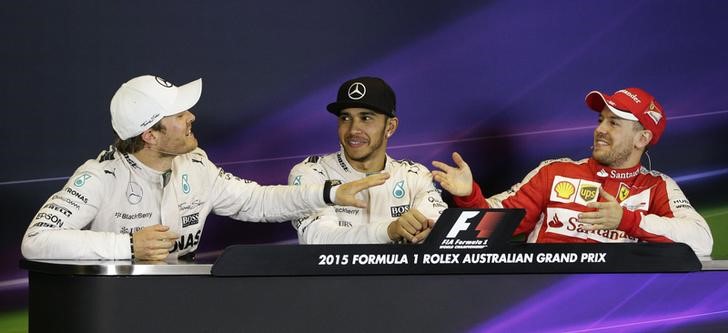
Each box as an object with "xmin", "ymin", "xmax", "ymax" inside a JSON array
[
  {"xmin": 588, "ymin": 158, "xmax": 643, "ymax": 182},
  {"xmin": 337, "ymin": 148, "xmax": 393, "ymax": 177},
  {"xmin": 120, "ymin": 152, "xmax": 166, "ymax": 185}
]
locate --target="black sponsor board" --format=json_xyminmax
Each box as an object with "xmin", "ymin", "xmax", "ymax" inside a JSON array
[{"xmin": 212, "ymin": 209, "xmax": 701, "ymax": 276}]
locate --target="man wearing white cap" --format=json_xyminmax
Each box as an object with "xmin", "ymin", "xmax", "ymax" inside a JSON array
[
  {"xmin": 431, "ymin": 88, "xmax": 713, "ymax": 256},
  {"xmin": 21, "ymin": 75, "xmax": 387, "ymax": 261}
]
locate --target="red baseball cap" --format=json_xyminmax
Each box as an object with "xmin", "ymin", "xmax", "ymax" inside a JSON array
[{"xmin": 585, "ymin": 88, "xmax": 667, "ymax": 145}]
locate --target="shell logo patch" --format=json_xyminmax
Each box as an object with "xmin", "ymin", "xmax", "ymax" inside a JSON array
[{"xmin": 554, "ymin": 181, "xmax": 575, "ymax": 200}]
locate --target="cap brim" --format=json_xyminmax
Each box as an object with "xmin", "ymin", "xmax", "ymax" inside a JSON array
[
  {"xmin": 169, "ymin": 78, "xmax": 202, "ymax": 116},
  {"xmin": 585, "ymin": 90, "xmax": 638, "ymax": 121},
  {"xmin": 326, "ymin": 101, "xmax": 393, "ymax": 116}
]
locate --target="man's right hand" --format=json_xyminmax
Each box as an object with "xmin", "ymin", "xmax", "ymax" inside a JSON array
[
  {"xmin": 334, "ymin": 172, "xmax": 390, "ymax": 208},
  {"xmin": 131, "ymin": 225, "xmax": 178, "ymax": 261},
  {"xmin": 387, "ymin": 208, "xmax": 434, "ymax": 243},
  {"xmin": 431, "ymin": 152, "xmax": 474, "ymax": 197}
]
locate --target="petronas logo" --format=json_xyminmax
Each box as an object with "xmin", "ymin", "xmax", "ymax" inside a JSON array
[
  {"xmin": 182, "ymin": 174, "xmax": 191, "ymax": 194},
  {"xmin": 74, "ymin": 173, "xmax": 91, "ymax": 187},
  {"xmin": 393, "ymin": 180, "xmax": 405, "ymax": 198}
]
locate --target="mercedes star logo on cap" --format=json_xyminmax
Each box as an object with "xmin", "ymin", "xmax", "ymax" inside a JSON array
[{"xmin": 347, "ymin": 82, "xmax": 366, "ymax": 100}]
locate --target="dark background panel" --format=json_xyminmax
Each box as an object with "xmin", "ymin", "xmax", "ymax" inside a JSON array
[{"xmin": 2, "ymin": 0, "xmax": 728, "ymax": 320}]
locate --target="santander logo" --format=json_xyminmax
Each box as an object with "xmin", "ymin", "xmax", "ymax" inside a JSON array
[{"xmin": 617, "ymin": 89, "xmax": 642, "ymax": 104}]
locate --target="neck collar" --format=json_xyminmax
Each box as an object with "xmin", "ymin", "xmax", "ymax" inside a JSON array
[
  {"xmin": 590, "ymin": 158, "xmax": 642, "ymax": 180},
  {"xmin": 337, "ymin": 149, "xmax": 390, "ymax": 175}
]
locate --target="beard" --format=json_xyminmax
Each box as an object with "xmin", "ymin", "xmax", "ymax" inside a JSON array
[
  {"xmin": 343, "ymin": 132, "xmax": 386, "ymax": 163},
  {"xmin": 154, "ymin": 134, "xmax": 198, "ymax": 157},
  {"xmin": 592, "ymin": 134, "xmax": 631, "ymax": 167}
]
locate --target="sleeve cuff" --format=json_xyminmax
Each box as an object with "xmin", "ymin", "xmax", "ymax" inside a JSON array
[
  {"xmin": 453, "ymin": 182, "xmax": 484, "ymax": 208},
  {"xmin": 617, "ymin": 208, "xmax": 641, "ymax": 235},
  {"xmin": 117, "ymin": 233, "xmax": 133, "ymax": 260}
]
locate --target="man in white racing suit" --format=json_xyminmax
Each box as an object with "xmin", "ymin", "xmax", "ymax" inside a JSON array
[
  {"xmin": 21, "ymin": 75, "xmax": 387, "ymax": 261},
  {"xmin": 289, "ymin": 77, "xmax": 446, "ymax": 244}
]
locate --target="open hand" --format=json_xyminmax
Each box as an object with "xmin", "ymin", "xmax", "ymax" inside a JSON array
[
  {"xmin": 431, "ymin": 152, "xmax": 473, "ymax": 196},
  {"xmin": 334, "ymin": 172, "xmax": 390, "ymax": 208},
  {"xmin": 578, "ymin": 188, "xmax": 623, "ymax": 231}
]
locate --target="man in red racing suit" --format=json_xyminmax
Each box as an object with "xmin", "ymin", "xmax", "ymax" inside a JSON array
[{"xmin": 432, "ymin": 87, "xmax": 712, "ymax": 256}]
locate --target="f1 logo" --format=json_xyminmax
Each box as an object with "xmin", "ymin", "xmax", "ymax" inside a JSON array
[{"xmin": 446, "ymin": 211, "xmax": 480, "ymax": 238}]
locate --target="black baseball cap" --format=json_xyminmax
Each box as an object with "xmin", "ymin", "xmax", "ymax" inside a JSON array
[{"xmin": 327, "ymin": 76, "xmax": 396, "ymax": 117}]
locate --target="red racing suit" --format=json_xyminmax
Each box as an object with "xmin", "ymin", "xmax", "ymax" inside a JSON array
[{"xmin": 454, "ymin": 157, "xmax": 713, "ymax": 256}]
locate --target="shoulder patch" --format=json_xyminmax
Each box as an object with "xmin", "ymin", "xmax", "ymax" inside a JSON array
[
  {"xmin": 305, "ymin": 155, "xmax": 321, "ymax": 164},
  {"xmin": 97, "ymin": 146, "xmax": 116, "ymax": 162},
  {"xmin": 540, "ymin": 157, "xmax": 581, "ymax": 168},
  {"xmin": 640, "ymin": 167, "xmax": 663, "ymax": 177},
  {"xmin": 400, "ymin": 159, "xmax": 415, "ymax": 166}
]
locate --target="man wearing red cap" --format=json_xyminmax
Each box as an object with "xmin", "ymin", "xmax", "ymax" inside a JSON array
[{"xmin": 431, "ymin": 88, "xmax": 713, "ymax": 256}]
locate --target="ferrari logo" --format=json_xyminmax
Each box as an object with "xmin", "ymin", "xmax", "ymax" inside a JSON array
[{"xmin": 618, "ymin": 183, "xmax": 630, "ymax": 202}]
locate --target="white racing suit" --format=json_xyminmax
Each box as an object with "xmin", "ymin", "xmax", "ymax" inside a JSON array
[
  {"xmin": 22, "ymin": 147, "xmax": 331, "ymax": 259},
  {"xmin": 289, "ymin": 149, "xmax": 447, "ymax": 244}
]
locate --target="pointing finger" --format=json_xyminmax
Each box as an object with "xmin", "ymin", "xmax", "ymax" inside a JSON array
[
  {"xmin": 452, "ymin": 152, "xmax": 469, "ymax": 169},
  {"xmin": 431, "ymin": 161, "xmax": 455, "ymax": 173}
]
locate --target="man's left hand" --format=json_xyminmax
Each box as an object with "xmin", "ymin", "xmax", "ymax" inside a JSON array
[
  {"xmin": 334, "ymin": 173, "xmax": 390, "ymax": 208},
  {"xmin": 578, "ymin": 188, "xmax": 623, "ymax": 231}
]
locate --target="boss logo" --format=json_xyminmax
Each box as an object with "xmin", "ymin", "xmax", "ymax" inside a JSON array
[{"xmin": 390, "ymin": 204, "xmax": 410, "ymax": 217}]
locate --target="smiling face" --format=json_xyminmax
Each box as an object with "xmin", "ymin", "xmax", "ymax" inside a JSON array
[
  {"xmin": 337, "ymin": 107, "xmax": 397, "ymax": 172},
  {"xmin": 153, "ymin": 110, "xmax": 198, "ymax": 156},
  {"xmin": 592, "ymin": 107, "xmax": 650, "ymax": 168}
]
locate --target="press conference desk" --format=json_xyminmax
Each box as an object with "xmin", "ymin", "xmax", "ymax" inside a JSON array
[{"xmin": 21, "ymin": 243, "xmax": 728, "ymax": 333}]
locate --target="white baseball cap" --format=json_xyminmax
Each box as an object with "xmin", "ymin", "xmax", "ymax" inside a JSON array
[{"xmin": 110, "ymin": 75, "xmax": 202, "ymax": 139}]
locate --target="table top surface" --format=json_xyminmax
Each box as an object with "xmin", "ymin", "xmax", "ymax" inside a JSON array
[{"xmin": 21, "ymin": 256, "xmax": 728, "ymax": 276}]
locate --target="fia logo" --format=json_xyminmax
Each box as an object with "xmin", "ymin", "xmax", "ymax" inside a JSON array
[
  {"xmin": 393, "ymin": 180, "xmax": 405, "ymax": 198},
  {"xmin": 445, "ymin": 210, "xmax": 506, "ymax": 239},
  {"xmin": 446, "ymin": 211, "xmax": 481, "ymax": 238},
  {"xmin": 440, "ymin": 210, "xmax": 498, "ymax": 249},
  {"xmin": 182, "ymin": 174, "xmax": 191, "ymax": 194}
]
